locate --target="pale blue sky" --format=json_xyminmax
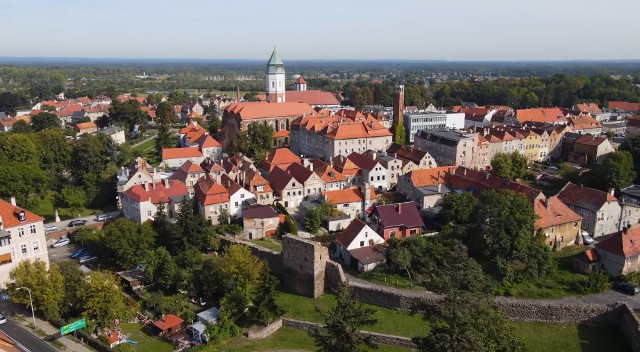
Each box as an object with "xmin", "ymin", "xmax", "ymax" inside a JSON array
[{"xmin": 1, "ymin": 0, "xmax": 639, "ymax": 60}]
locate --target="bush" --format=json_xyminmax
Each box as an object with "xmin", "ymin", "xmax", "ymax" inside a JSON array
[
  {"xmin": 575, "ymin": 270, "xmax": 610, "ymax": 294},
  {"xmin": 619, "ymin": 271, "xmax": 640, "ymax": 285}
]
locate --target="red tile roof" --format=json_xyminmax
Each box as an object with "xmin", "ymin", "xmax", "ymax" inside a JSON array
[
  {"xmin": 123, "ymin": 180, "xmax": 188, "ymax": 204},
  {"xmin": 153, "ymin": 314, "xmax": 184, "ymax": 332},
  {"xmin": 294, "ymin": 76, "xmax": 307, "ymax": 84},
  {"xmin": 0, "ymin": 198, "xmax": 43, "ymax": 229},
  {"xmin": 449, "ymin": 167, "xmax": 542, "ymax": 202},
  {"xmin": 273, "ymin": 129, "xmax": 290, "ymax": 138},
  {"xmin": 311, "ymin": 160, "xmax": 347, "ymax": 183},
  {"xmin": 574, "ymin": 134, "xmax": 608, "ymax": 147},
  {"xmin": 262, "ymin": 148, "xmax": 302, "ymax": 172},
  {"xmin": 225, "ymin": 102, "xmax": 314, "ymax": 120},
  {"xmin": 346, "ymin": 152, "xmax": 379, "ymax": 172},
  {"xmin": 575, "ymin": 103, "xmax": 603, "ymax": 115},
  {"xmin": 608, "ymin": 101, "xmax": 640, "ymax": 112},
  {"xmin": 162, "ymin": 147, "xmax": 203, "ymax": 160},
  {"xmin": 568, "ymin": 115, "xmax": 601, "ymax": 131},
  {"xmin": 323, "ymin": 187, "xmax": 376, "ymax": 204},
  {"xmin": 75, "ymin": 121, "xmax": 96, "ymax": 130},
  {"xmin": 404, "ymin": 167, "xmax": 455, "ymax": 188},
  {"xmin": 285, "ymin": 90, "xmax": 340, "ymax": 106},
  {"xmin": 336, "ymin": 218, "xmax": 368, "ymax": 247},
  {"xmin": 557, "ymin": 182, "xmax": 616, "ymax": 212},
  {"xmin": 370, "ymin": 202, "xmax": 424, "ymax": 229},
  {"xmin": 515, "ymin": 108, "xmax": 566, "ymax": 124},
  {"xmin": 596, "ymin": 227, "xmax": 640, "ymax": 258},
  {"xmin": 194, "ymin": 175, "xmax": 229, "ymax": 205},
  {"xmin": 534, "ymin": 196, "xmax": 582, "ymax": 229}
]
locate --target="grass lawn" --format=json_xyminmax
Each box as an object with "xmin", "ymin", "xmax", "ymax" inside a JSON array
[
  {"xmin": 30, "ymin": 190, "xmax": 116, "ymax": 222},
  {"xmin": 355, "ymin": 266, "xmax": 424, "ymax": 291},
  {"xmin": 512, "ymin": 322, "xmax": 631, "ymax": 352},
  {"xmin": 119, "ymin": 323, "xmax": 174, "ymax": 352},
  {"xmin": 497, "ymin": 246, "xmax": 590, "ymax": 298},
  {"xmin": 218, "ymin": 327, "xmax": 412, "ymax": 352},
  {"xmin": 275, "ymin": 291, "xmax": 429, "ymax": 338},
  {"xmin": 247, "ymin": 238, "xmax": 283, "ymax": 252}
]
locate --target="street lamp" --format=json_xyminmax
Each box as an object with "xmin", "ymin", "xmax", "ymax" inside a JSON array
[{"xmin": 15, "ymin": 287, "xmax": 35, "ymax": 327}]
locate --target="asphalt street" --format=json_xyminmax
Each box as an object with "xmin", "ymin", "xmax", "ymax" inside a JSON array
[
  {"xmin": 43, "ymin": 210, "xmax": 121, "ymax": 234},
  {"xmin": 0, "ymin": 320, "xmax": 57, "ymax": 352}
]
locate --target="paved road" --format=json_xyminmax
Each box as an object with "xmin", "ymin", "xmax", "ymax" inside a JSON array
[
  {"xmin": 44, "ymin": 210, "xmax": 121, "ymax": 230},
  {"xmin": 0, "ymin": 320, "xmax": 57, "ymax": 352}
]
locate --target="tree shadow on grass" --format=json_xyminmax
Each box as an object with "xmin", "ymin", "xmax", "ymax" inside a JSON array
[{"xmin": 576, "ymin": 323, "xmax": 631, "ymax": 352}]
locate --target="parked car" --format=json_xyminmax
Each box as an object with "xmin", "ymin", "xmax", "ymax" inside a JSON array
[
  {"xmin": 96, "ymin": 214, "xmax": 113, "ymax": 222},
  {"xmin": 71, "ymin": 248, "xmax": 88, "ymax": 258},
  {"xmin": 613, "ymin": 282, "xmax": 640, "ymax": 295},
  {"xmin": 582, "ymin": 231, "xmax": 594, "ymax": 245},
  {"xmin": 67, "ymin": 220, "xmax": 88, "ymax": 227},
  {"xmin": 0, "ymin": 314, "xmax": 7, "ymax": 325},
  {"xmin": 44, "ymin": 225, "xmax": 58, "ymax": 232},
  {"xmin": 52, "ymin": 237, "xmax": 70, "ymax": 248},
  {"xmin": 78, "ymin": 255, "xmax": 98, "ymax": 264}
]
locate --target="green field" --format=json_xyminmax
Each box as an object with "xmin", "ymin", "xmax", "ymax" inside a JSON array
[
  {"xmin": 30, "ymin": 190, "xmax": 116, "ymax": 222},
  {"xmin": 355, "ymin": 266, "xmax": 423, "ymax": 291},
  {"xmin": 247, "ymin": 238, "xmax": 283, "ymax": 252},
  {"xmin": 513, "ymin": 322, "xmax": 631, "ymax": 352},
  {"xmin": 120, "ymin": 323, "xmax": 174, "ymax": 352}
]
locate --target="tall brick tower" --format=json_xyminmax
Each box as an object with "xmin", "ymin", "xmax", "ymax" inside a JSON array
[{"xmin": 393, "ymin": 85, "xmax": 404, "ymax": 127}]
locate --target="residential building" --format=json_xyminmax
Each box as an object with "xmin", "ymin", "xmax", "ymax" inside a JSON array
[
  {"xmin": 200, "ymin": 157, "xmax": 226, "ymax": 183},
  {"xmin": 403, "ymin": 111, "xmax": 465, "ymax": 143},
  {"xmin": 607, "ymin": 101, "xmax": 640, "ymax": 114},
  {"xmin": 287, "ymin": 162, "xmax": 325, "ymax": 200},
  {"xmin": 557, "ymin": 182, "xmax": 622, "ymax": 238},
  {"xmin": 269, "ymin": 167, "xmax": 304, "ymax": 209},
  {"xmin": 169, "ymin": 161, "xmax": 206, "ymax": 197},
  {"xmin": 414, "ymin": 129, "xmax": 478, "ymax": 168},
  {"xmin": 368, "ymin": 202, "xmax": 424, "ymax": 240},
  {"xmin": 397, "ymin": 167, "xmax": 455, "ymax": 209},
  {"xmin": 334, "ymin": 219, "xmax": 385, "ymax": 272},
  {"xmin": 121, "ymin": 180, "xmax": 188, "ymax": 224},
  {"xmin": 179, "ymin": 122, "xmax": 223, "ymax": 160},
  {"xmin": 161, "ymin": 148, "xmax": 205, "ymax": 169},
  {"xmin": 74, "ymin": 121, "xmax": 97, "ymax": 135},
  {"xmin": 242, "ymin": 205, "xmax": 281, "ymax": 240},
  {"xmin": 369, "ymin": 152, "xmax": 403, "ymax": 189},
  {"xmin": 322, "ymin": 186, "xmax": 376, "ymax": 219},
  {"xmin": 567, "ymin": 134, "xmax": 613, "ymax": 166},
  {"xmin": 331, "ymin": 155, "xmax": 360, "ymax": 185},
  {"xmin": 194, "ymin": 175, "xmax": 230, "ymax": 225},
  {"xmin": 181, "ymin": 101, "xmax": 204, "ymax": 118},
  {"xmin": 573, "ymin": 103, "xmax": 604, "ymax": 121},
  {"xmin": 535, "ymin": 196, "xmax": 583, "ymax": 249},
  {"xmin": 347, "ymin": 152, "xmax": 388, "ymax": 191},
  {"xmin": 567, "ymin": 115, "xmax": 602, "ymax": 135},
  {"xmin": 261, "ymin": 148, "xmax": 302, "ymax": 173},
  {"xmin": 0, "ymin": 198, "xmax": 49, "ymax": 285},
  {"xmin": 386, "ymin": 143, "xmax": 438, "ymax": 170},
  {"xmin": 618, "ymin": 185, "xmax": 640, "ymax": 229},
  {"xmin": 220, "ymin": 174, "xmax": 255, "ymax": 218},
  {"xmin": 513, "ymin": 108, "xmax": 567, "ymax": 125},
  {"xmin": 243, "ymin": 169, "xmax": 274, "ymax": 205},
  {"xmin": 116, "ymin": 158, "xmax": 163, "ymax": 195},
  {"xmin": 98, "ymin": 126, "xmax": 126, "ymax": 145},
  {"xmin": 595, "ymin": 227, "xmax": 640, "ymax": 276},
  {"xmin": 311, "ymin": 160, "xmax": 347, "ymax": 191}
]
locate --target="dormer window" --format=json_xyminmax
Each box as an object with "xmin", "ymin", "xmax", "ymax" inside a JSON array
[{"xmin": 17, "ymin": 211, "xmax": 25, "ymax": 222}]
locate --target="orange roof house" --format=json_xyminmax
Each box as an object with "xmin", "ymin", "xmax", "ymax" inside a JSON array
[
  {"xmin": 515, "ymin": 108, "xmax": 566, "ymax": 124},
  {"xmin": 162, "ymin": 147, "xmax": 203, "ymax": 160},
  {"xmin": 152, "ymin": 314, "xmax": 184, "ymax": 335},
  {"xmin": 194, "ymin": 175, "xmax": 230, "ymax": 206},
  {"xmin": 323, "ymin": 186, "xmax": 376, "ymax": 205},
  {"xmin": 574, "ymin": 103, "xmax": 603, "ymax": 115},
  {"xmin": 608, "ymin": 101, "xmax": 640, "ymax": 112},
  {"xmin": 261, "ymin": 148, "xmax": 302, "ymax": 172}
]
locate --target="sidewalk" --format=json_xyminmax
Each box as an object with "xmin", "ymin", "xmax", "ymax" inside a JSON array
[{"xmin": 0, "ymin": 300, "xmax": 94, "ymax": 352}]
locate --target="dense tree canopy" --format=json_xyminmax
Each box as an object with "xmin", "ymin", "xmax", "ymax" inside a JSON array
[
  {"xmin": 103, "ymin": 218, "xmax": 157, "ymax": 269},
  {"xmin": 31, "ymin": 112, "xmax": 60, "ymax": 131},
  {"xmin": 490, "ymin": 152, "xmax": 528, "ymax": 180}
]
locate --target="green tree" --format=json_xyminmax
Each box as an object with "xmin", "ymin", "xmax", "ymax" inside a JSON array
[
  {"xmin": 151, "ymin": 203, "xmax": 182, "ymax": 255},
  {"xmin": 227, "ymin": 130, "xmax": 250, "ymax": 155},
  {"xmin": 597, "ymin": 151, "xmax": 636, "ymax": 191},
  {"xmin": 440, "ymin": 191, "xmax": 478, "ymax": 224},
  {"xmin": 72, "ymin": 226, "xmax": 107, "ymax": 256},
  {"xmin": 250, "ymin": 266, "xmax": 284, "ymax": 324},
  {"xmin": 247, "ymin": 122, "xmax": 274, "ymax": 157},
  {"xmin": 207, "ymin": 106, "xmax": 221, "ymax": 138},
  {"xmin": 176, "ymin": 197, "xmax": 216, "ymax": 251},
  {"xmin": 491, "ymin": 152, "xmax": 527, "ymax": 180},
  {"xmin": 108, "ymin": 100, "xmax": 147, "ymax": 131},
  {"xmin": 103, "ymin": 218, "xmax": 157, "ymax": 269},
  {"xmin": 11, "ymin": 120, "xmax": 31, "ymax": 133},
  {"xmin": 388, "ymin": 246, "xmax": 412, "ymax": 280},
  {"xmin": 620, "ymin": 136, "xmax": 640, "ymax": 181},
  {"xmin": 145, "ymin": 247, "xmax": 178, "ymax": 291},
  {"xmin": 8, "ymin": 260, "xmax": 65, "ymax": 321},
  {"xmin": 303, "ymin": 207, "xmax": 324, "ymax": 234},
  {"xmin": 310, "ymin": 282, "xmax": 378, "ymax": 352},
  {"xmin": 0, "ymin": 162, "xmax": 49, "ymax": 205},
  {"xmin": 155, "ymin": 122, "xmax": 175, "ymax": 157},
  {"xmin": 31, "ymin": 112, "xmax": 60, "ymax": 131},
  {"xmin": 0, "ymin": 133, "xmax": 40, "ymax": 164},
  {"xmin": 217, "ymin": 245, "xmax": 265, "ymax": 315},
  {"xmin": 0, "ymin": 92, "xmax": 24, "ymax": 115},
  {"xmin": 155, "ymin": 101, "xmax": 175, "ymax": 125},
  {"xmin": 58, "ymin": 186, "xmax": 86, "ymax": 216},
  {"xmin": 82, "ymin": 271, "xmax": 130, "ymax": 326},
  {"xmin": 33, "ymin": 129, "xmax": 72, "ymax": 175},
  {"xmin": 58, "ymin": 260, "xmax": 88, "ymax": 317},
  {"xmin": 392, "ymin": 121, "xmax": 406, "ymax": 145}
]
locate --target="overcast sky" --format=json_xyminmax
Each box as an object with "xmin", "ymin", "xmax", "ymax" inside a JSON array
[{"xmin": 1, "ymin": 0, "xmax": 639, "ymax": 60}]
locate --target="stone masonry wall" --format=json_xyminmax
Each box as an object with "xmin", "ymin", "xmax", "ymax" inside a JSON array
[
  {"xmin": 246, "ymin": 319, "xmax": 283, "ymax": 340},
  {"xmin": 282, "ymin": 318, "xmax": 417, "ymax": 349},
  {"xmin": 324, "ymin": 260, "xmax": 346, "ymax": 293},
  {"xmin": 282, "ymin": 236, "xmax": 328, "ymax": 298},
  {"xmin": 220, "ymin": 237, "xmax": 283, "ymax": 276},
  {"xmin": 617, "ymin": 304, "xmax": 640, "ymax": 352}
]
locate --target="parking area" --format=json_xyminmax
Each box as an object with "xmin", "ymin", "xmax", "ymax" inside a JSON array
[{"xmin": 47, "ymin": 243, "xmax": 74, "ymax": 264}]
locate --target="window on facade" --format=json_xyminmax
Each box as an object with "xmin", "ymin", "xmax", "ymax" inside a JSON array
[
  {"xmin": 30, "ymin": 225, "xmax": 36, "ymax": 234},
  {"xmin": 271, "ymin": 82, "xmax": 274, "ymax": 88},
  {"xmin": 0, "ymin": 237, "xmax": 10, "ymax": 247},
  {"xmin": 389, "ymin": 231, "xmax": 396, "ymax": 238},
  {"xmin": 33, "ymin": 241, "xmax": 39, "ymax": 252},
  {"xmin": 21, "ymin": 244, "xmax": 27, "ymax": 255},
  {"xmin": 147, "ymin": 211, "xmax": 152, "ymax": 217},
  {"xmin": 235, "ymin": 202, "xmax": 239, "ymax": 207},
  {"xmin": 18, "ymin": 228, "xmax": 24, "ymax": 237},
  {"xmin": 360, "ymin": 241, "xmax": 364, "ymax": 247}
]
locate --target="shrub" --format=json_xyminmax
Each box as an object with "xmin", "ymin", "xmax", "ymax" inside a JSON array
[{"xmin": 575, "ymin": 270, "xmax": 610, "ymax": 294}]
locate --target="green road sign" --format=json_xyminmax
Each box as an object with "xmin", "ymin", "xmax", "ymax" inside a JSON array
[{"xmin": 60, "ymin": 318, "xmax": 86, "ymax": 335}]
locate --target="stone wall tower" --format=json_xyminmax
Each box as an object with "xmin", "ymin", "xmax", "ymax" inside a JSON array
[
  {"xmin": 266, "ymin": 48, "xmax": 286, "ymax": 103},
  {"xmin": 393, "ymin": 84, "xmax": 404, "ymax": 127}
]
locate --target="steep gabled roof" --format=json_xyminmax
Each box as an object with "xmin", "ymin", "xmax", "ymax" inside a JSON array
[
  {"xmin": 311, "ymin": 160, "xmax": 347, "ymax": 183},
  {"xmin": 123, "ymin": 180, "xmax": 188, "ymax": 204},
  {"xmin": 262, "ymin": 148, "xmax": 302, "ymax": 172},
  {"xmin": 0, "ymin": 199, "xmax": 43, "ymax": 229},
  {"xmin": 557, "ymin": 182, "xmax": 616, "ymax": 212},
  {"xmin": 268, "ymin": 167, "xmax": 295, "ymax": 192},
  {"xmin": 162, "ymin": 147, "xmax": 202, "ymax": 160},
  {"xmin": 336, "ymin": 218, "xmax": 368, "ymax": 247},
  {"xmin": 347, "ymin": 152, "xmax": 379, "ymax": 172},
  {"xmin": 194, "ymin": 175, "xmax": 229, "ymax": 205},
  {"xmin": 370, "ymin": 202, "xmax": 424, "ymax": 229},
  {"xmin": 286, "ymin": 162, "xmax": 315, "ymax": 184},
  {"xmin": 596, "ymin": 227, "xmax": 640, "ymax": 258},
  {"xmin": 534, "ymin": 196, "xmax": 583, "ymax": 229}
]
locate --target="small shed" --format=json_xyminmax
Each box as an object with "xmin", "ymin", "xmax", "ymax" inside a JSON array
[
  {"xmin": 572, "ymin": 249, "xmax": 599, "ymax": 274},
  {"xmin": 187, "ymin": 322, "xmax": 208, "ymax": 343},
  {"xmin": 196, "ymin": 307, "xmax": 220, "ymax": 325},
  {"xmin": 349, "ymin": 246, "xmax": 387, "ymax": 273},
  {"xmin": 153, "ymin": 314, "xmax": 184, "ymax": 336},
  {"xmin": 116, "ymin": 268, "xmax": 146, "ymax": 291}
]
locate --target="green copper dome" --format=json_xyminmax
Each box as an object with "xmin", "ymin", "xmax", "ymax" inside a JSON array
[{"xmin": 266, "ymin": 48, "xmax": 285, "ymax": 74}]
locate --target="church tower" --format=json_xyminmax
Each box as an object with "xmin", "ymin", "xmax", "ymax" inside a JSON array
[{"xmin": 265, "ymin": 48, "xmax": 286, "ymax": 103}]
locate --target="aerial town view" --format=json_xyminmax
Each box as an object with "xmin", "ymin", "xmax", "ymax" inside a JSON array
[{"xmin": 1, "ymin": 1, "xmax": 640, "ymax": 351}]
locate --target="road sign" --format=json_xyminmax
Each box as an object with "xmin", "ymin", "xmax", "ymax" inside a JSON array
[{"xmin": 60, "ymin": 318, "xmax": 86, "ymax": 335}]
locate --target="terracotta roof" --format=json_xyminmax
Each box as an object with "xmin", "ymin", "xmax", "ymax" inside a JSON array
[
  {"xmin": 405, "ymin": 167, "xmax": 455, "ymax": 187},
  {"xmin": 386, "ymin": 143, "xmax": 431, "ymax": 165},
  {"xmin": 608, "ymin": 101, "xmax": 640, "ymax": 112},
  {"xmin": 575, "ymin": 103, "xmax": 603, "ymax": 115},
  {"xmin": 294, "ymin": 76, "xmax": 307, "ymax": 84},
  {"xmin": 262, "ymin": 148, "xmax": 302, "ymax": 172},
  {"xmin": 311, "ymin": 160, "xmax": 347, "ymax": 183},
  {"xmin": 162, "ymin": 147, "xmax": 203, "ymax": 160},
  {"xmin": 596, "ymin": 227, "xmax": 640, "ymax": 258},
  {"xmin": 515, "ymin": 108, "xmax": 566, "ymax": 124},
  {"xmin": 0, "ymin": 198, "xmax": 43, "ymax": 229},
  {"xmin": 197, "ymin": 134, "xmax": 222, "ymax": 149},
  {"xmin": 323, "ymin": 187, "xmax": 375, "ymax": 204},
  {"xmin": 557, "ymin": 182, "xmax": 616, "ymax": 213},
  {"xmin": 170, "ymin": 160, "xmax": 205, "ymax": 182},
  {"xmin": 268, "ymin": 167, "xmax": 296, "ymax": 192},
  {"xmin": 347, "ymin": 152, "xmax": 379, "ymax": 172},
  {"xmin": 153, "ymin": 314, "xmax": 184, "ymax": 331},
  {"xmin": 534, "ymin": 196, "xmax": 582, "ymax": 229},
  {"xmin": 568, "ymin": 115, "xmax": 601, "ymax": 131},
  {"xmin": 194, "ymin": 175, "xmax": 230, "ymax": 205},
  {"xmin": 245, "ymin": 169, "xmax": 273, "ymax": 194},
  {"xmin": 336, "ymin": 218, "xmax": 368, "ymax": 247},
  {"xmin": 449, "ymin": 167, "xmax": 542, "ymax": 202},
  {"xmin": 273, "ymin": 130, "xmax": 290, "ymax": 138},
  {"xmin": 285, "ymin": 162, "xmax": 315, "ymax": 183},
  {"xmin": 370, "ymin": 202, "xmax": 424, "ymax": 229},
  {"xmin": 75, "ymin": 121, "xmax": 96, "ymax": 130},
  {"xmin": 123, "ymin": 180, "xmax": 188, "ymax": 204},
  {"xmin": 220, "ymin": 174, "xmax": 244, "ymax": 196},
  {"xmin": 574, "ymin": 134, "xmax": 608, "ymax": 147},
  {"xmin": 243, "ymin": 204, "xmax": 278, "ymax": 219},
  {"xmin": 225, "ymin": 102, "xmax": 314, "ymax": 120},
  {"xmin": 285, "ymin": 90, "xmax": 340, "ymax": 106}
]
